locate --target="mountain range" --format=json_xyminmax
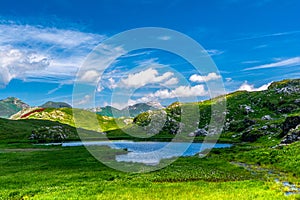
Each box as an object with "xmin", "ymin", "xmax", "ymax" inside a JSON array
[
  {"xmin": 0, "ymin": 98, "xmax": 161, "ymax": 119},
  {"xmin": 93, "ymin": 102, "xmax": 163, "ymax": 118},
  {"xmin": 0, "ymin": 78, "xmax": 300, "ymax": 145}
]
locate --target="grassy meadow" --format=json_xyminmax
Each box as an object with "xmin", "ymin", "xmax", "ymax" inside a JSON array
[{"xmin": 0, "ymin": 141, "xmax": 299, "ymax": 200}]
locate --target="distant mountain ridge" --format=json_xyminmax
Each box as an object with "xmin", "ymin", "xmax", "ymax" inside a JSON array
[
  {"xmin": 0, "ymin": 97, "xmax": 29, "ymax": 118},
  {"xmin": 94, "ymin": 102, "xmax": 163, "ymax": 118},
  {"xmin": 40, "ymin": 101, "xmax": 72, "ymax": 109},
  {"xmin": 1, "ymin": 78, "xmax": 300, "ymax": 145},
  {"xmin": 0, "ymin": 96, "xmax": 161, "ymax": 119}
]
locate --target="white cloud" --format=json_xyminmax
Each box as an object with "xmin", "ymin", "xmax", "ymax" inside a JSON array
[
  {"xmin": 47, "ymin": 84, "xmax": 63, "ymax": 95},
  {"xmin": 189, "ymin": 72, "xmax": 221, "ymax": 83},
  {"xmin": 164, "ymin": 77, "xmax": 179, "ymax": 86},
  {"xmin": 0, "ymin": 46, "xmax": 50, "ymax": 87},
  {"xmin": 120, "ymin": 68, "xmax": 175, "ymax": 88},
  {"xmin": 0, "ymin": 22, "xmax": 106, "ymax": 86},
  {"xmin": 78, "ymin": 70, "xmax": 100, "ymax": 83},
  {"xmin": 127, "ymin": 84, "xmax": 208, "ymax": 107},
  {"xmin": 108, "ymin": 77, "xmax": 118, "ymax": 89},
  {"xmin": 148, "ymin": 84, "xmax": 208, "ymax": 99},
  {"xmin": 244, "ymin": 57, "xmax": 300, "ymax": 71},
  {"xmin": 225, "ymin": 77, "xmax": 232, "ymax": 82},
  {"xmin": 238, "ymin": 81, "xmax": 272, "ymax": 92},
  {"xmin": 0, "ymin": 23, "xmax": 104, "ymax": 48}
]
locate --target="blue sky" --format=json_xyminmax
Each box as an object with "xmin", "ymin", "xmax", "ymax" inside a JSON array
[{"xmin": 0, "ymin": 0, "xmax": 299, "ymax": 108}]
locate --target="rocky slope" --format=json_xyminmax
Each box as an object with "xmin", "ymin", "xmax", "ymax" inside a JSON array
[
  {"xmin": 0, "ymin": 97, "xmax": 29, "ymax": 118},
  {"xmin": 0, "ymin": 117, "xmax": 78, "ymax": 142},
  {"xmin": 2, "ymin": 79, "xmax": 300, "ymax": 144},
  {"xmin": 133, "ymin": 79, "xmax": 300, "ymax": 143}
]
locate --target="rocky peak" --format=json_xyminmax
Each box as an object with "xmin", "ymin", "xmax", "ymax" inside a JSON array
[{"xmin": 2, "ymin": 97, "xmax": 29, "ymax": 109}]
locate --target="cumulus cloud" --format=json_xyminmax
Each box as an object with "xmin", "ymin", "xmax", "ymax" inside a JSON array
[
  {"xmin": 144, "ymin": 84, "xmax": 207, "ymax": 100},
  {"xmin": 120, "ymin": 68, "xmax": 176, "ymax": 88},
  {"xmin": 78, "ymin": 70, "xmax": 100, "ymax": 83},
  {"xmin": 244, "ymin": 57, "xmax": 300, "ymax": 71},
  {"xmin": 125, "ymin": 84, "xmax": 207, "ymax": 108},
  {"xmin": 0, "ymin": 46, "xmax": 50, "ymax": 87},
  {"xmin": 163, "ymin": 77, "xmax": 179, "ymax": 86},
  {"xmin": 238, "ymin": 81, "xmax": 272, "ymax": 92},
  {"xmin": 189, "ymin": 72, "xmax": 221, "ymax": 83},
  {"xmin": 108, "ymin": 78, "xmax": 118, "ymax": 89}
]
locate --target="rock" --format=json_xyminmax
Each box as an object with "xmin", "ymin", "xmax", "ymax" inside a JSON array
[
  {"xmin": 281, "ymin": 116, "xmax": 300, "ymax": 136},
  {"xmin": 275, "ymin": 86, "xmax": 300, "ymax": 94},
  {"xmin": 188, "ymin": 128, "xmax": 208, "ymax": 137},
  {"xmin": 241, "ymin": 130, "xmax": 264, "ymax": 142},
  {"xmin": 241, "ymin": 105, "xmax": 254, "ymax": 114},
  {"xmin": 194, "ymin": 128, "xmax": 208, "ymax": 136},
  {"xmin": 261, "ymin": 125, "xmax": 268, "ymax": 130},
  {"xmin": 281, "ymin": 125, "xmax": 300, "ymax": 144},
  {"xmin": 188, "ymin": 132, "xmax": 196, "ymax": 137},
  {"xmin": 262, "ymin": 115, "xmax": 272, "ymax": 120},
  {"xmin": 244, "ymin": 118, "xmax": 256, "ymax": 126},
  {"xmin": 294, "ymin": 99, "xmax": 300, "ymax": 105},
  {"xmin": 29, "ymin": 125, "xmax": 75, "ymax": 142},
  {"xmin": 277, "ymin": 104, "xmax": 298, "ymax": 114}
]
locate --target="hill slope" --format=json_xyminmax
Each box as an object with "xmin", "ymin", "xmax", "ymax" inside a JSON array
[
  {"xmin": 40, "ymin": 101, "xmax": 72, "ymax": 108},
  {"xmin": 95, "ymin": 102, "xmax": 162, "ymax": 118},
  {"xmin": 0, "ymin": 97, "xmax": 29, "ymax": 118},
  {"xmin": 132, "ymin": 79, "xmax": 300, "ymax": 143},
  {"xmin": 13, "ymin": 107, "xmax": 131, "ymax": 133}
]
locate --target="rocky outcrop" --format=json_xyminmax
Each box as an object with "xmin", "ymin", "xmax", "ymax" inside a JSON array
[
  {"xmin": 29, "ymin": 125, "xmax": 76, "ymax": 142},
  {"xmin": 261, "ymin": 115, "xmax": 272, "ymax": 120},
  {"xmin": 188, "ymin": 128, "xmax": 208, "ymax": 137},
  {"xmin": 281, "ymin": 116, "xmax": 300, "ymax": 136},
  {"xmin": 281, "ymin": 125, "xmax": 300, "ymax": 144}
]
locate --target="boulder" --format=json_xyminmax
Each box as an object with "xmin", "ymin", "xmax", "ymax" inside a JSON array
[
  {"xmin": 188, "ymin": 128, "xmax": 208, "ymax": 137},
  {"xmin": 281, "ymin": 116, "xmax": 300, "ymax": 136},
  {"xmin": 261, "ymin": 115, "xmax": 272, "ymax": 120},
  {"xmin": 281, "ymin": 125, "xmax": 300, "ymax": 144}
]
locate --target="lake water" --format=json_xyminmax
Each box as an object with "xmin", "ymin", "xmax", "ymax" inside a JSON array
[{"xmin": 60, "ymin": 141, "xmax": 232, "ymax": 165}]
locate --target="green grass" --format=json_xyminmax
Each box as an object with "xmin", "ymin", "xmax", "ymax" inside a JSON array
[{"xmin": 0, "ymin": 143, "xmax": 298, "ymax": 200}]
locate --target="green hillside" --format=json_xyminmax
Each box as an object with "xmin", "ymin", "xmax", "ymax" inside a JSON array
[
  {"xmin": 96, "ymin": 103, "xmax": 160, "ymax": 118},
  {"xmin": 15, "ymin": 107, "xmax": 130, "ymax": 133},
  {"xmin": 3, "ymin": 79, "xmax": 300, "ymax": 144},
  {"xmin": 0, "ymin": 118, "xmax": 78, "ymax": 142},
  {"xmin": 132, "ymin": 79, "xmax": 300, "ymax": 143},
  {"xmin": 40, "ymin": 101, "xmax": 72, "ymax": 108}
]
